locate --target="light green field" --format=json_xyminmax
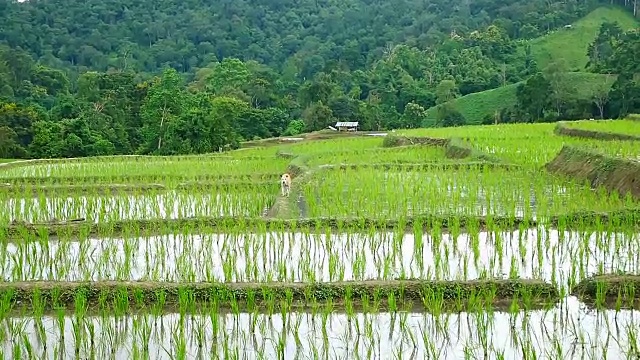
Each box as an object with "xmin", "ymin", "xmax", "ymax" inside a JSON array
[
  {"xmin": 410, "ymin": 120, "xmax": 556, "ymax": 139},
  {"xmin": 529, "ymin": 6, "xmax": 639, "ymax": 71},
  {"xmin": 422, "ymin": 83, "xmax": 519, "ymax": 127},
  {"xmin": 400, "ymin": 122, "xmax": 640, "ymax": 165}
]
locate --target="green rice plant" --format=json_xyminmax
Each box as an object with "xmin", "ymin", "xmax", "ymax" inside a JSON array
[
  {"xmin": 565, "ymin": 119, "xmax": 640, "ymax": 137},
  {"xmin": 471, "ymin": 136, "xmax": 640, "ymax": 166},
  {"xmin": 302, "ymin": 167, "xmax": 635, "ymax": 220},
  {"xmin": 307, "ymin": 146, "xmax": 449, "ymax": 166},
  {"xmin": 0, "ymin": 185, "xmax": 278, "ymax": 224},
  {"xmin": 395, "ymin": 123, "xmax": 557, "ymax": 139},
  {"xmin": 280, "ymin": 136, "xmax": 384, "ymax": 155},
  {"xmin": 0, "ymin": 117, "xmax": 639, "ymax": 359},
  {"xmin": 0, "ymin": 157, "xmax": 290, "ymax": 179}
]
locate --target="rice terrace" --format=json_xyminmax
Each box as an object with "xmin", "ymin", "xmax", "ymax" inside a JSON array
[{"xmin": 1, "ymin": 118, "xmax": 640, "ymax": 359}]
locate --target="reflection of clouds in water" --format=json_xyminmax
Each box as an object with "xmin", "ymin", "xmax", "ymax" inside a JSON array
[
  {"xmin": 2, "ymin": 192, "xmax": 270, "ymax": 222},
  {"xmin": 1, "ymin": 297, "xmax": 639, "ymax": 360},
  {"xmin": 2, "ymin": 230, "xmax": 638, "ymax": 290}
]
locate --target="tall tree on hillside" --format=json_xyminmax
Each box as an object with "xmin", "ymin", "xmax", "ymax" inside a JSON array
[
  {"xmin": 608, "ymin": 72, "xmax": 640, "ymax": 117},
  {"xmin": 515, "ymin": 72, "xmax": 553, "ymax": 121},
  {"xmin": 208, "ymin": 96, "xmax": 243, "ymax": 149},
  {"xmin": 435, "ymin": 79, "xmax": 458, "ymax": 104},
  {"xmin": 543, "ymin": 59, "xmax": 574, "ymax": 117},
  {"xmin": 402, "ymin": 102, "xmax": 426, "ymax": 128},
  {"xmin": 587, "ymin": 22, "xmax": 624, "ymax": 71},
  {"xmin": 302, "ymin": 101, "xmax": 334, "ymax": 131},
  {"xmin": 0, "ymin": 126, "xmax": 23, "ymax": 158},
  {"xmin": 140, "ymin": 68, "xmax": 186, "ymax": 154},
  {"xmin": 602, "ymin": 29, "xmax": 640, "ymax": 75},
  {"xmin": 205, "ymin": 58, "xmax": 251, "ymax": 96},
  {"xmin": 591, "ymin": 75, "xmax": 613, "ymax": 119}
]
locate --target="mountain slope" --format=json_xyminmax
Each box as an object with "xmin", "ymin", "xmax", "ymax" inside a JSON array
[
  {"xmin": 0, "ymin": 0, "xmax": 615, "ymax": 77},
  {"xmin": 423, "ymin": 83, "xmax": 519, "ymax": 127},
  {"xmin": 529, "ymin": 6, "xmax": 638, "ymax": 71},
  {"xmin": 420, "ymin": 6, "xmax": 637, "ymax": 126}
]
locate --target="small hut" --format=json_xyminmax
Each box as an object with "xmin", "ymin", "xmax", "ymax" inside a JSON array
[{"xmin": 335, "ymin": 121, "xmax": 359, "ymax": 132}]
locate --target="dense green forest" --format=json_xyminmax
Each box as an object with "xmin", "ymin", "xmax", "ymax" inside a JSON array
[{"xmin": 0, "ymin": 0, "xmax": 638, "ymax": 158}]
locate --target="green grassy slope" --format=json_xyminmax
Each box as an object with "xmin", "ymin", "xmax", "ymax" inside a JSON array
[
  {"xmin": 422, "ymin": 83, "xmax": 519, "ymax": 127},
  {"xmin": 421, "ymin": 6, "xmax": 635, "ymax": 127},
  {"xmin": 422, "ymin": 73, "xmax": 617, "ymax": 126},
  {"xmin": 529, "ymin": 6, "xmax": 638, "ymax": 71}
]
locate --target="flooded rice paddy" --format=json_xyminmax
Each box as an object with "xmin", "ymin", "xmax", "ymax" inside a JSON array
[
  {"xmin": 1, "ymin": 191, "xmax": 275, "ymax": 223},
  {"xmin": 2, "ymin": 230, "xmax": 638, "ymax": 289},
  {"xmin": 1, "ymin": 297, "xmax": 639, "ymax": 359}
]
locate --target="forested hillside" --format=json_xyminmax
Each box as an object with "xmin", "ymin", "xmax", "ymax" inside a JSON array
[
  {"xmin": 0, "ymin": 0, "xmax": 638, "ymax": 158},
  {"xmin": 0, "ymin": 0, "xmax": 609, "ymax": 75}
]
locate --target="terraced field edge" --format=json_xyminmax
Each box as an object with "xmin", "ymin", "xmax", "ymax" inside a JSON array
[
  {"xmin": 572, "ymin": 275, "xmax": 640, "ymax": 309},
  {"xmin": 382, "ymin": 135, "xmax": 503, "ymax": 163},
  {"xmin": 554, "ymin": 121, "xmax": 640, "ymax": 141},
  {"xmin": 0, "ymin": 279, "xmax": 558, "ymax": 313},
  {"xmin": 4, "ymin": 209, "xmax": 640, "ymax": 238},
  {"xmin": 546, "ymin": 145, "xmax": 640, "ymax": 200}
]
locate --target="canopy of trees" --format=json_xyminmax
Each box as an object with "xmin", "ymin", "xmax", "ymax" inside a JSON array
[{"xmin": 0, "ymin": 0, "xmax": 638, "ymax": 159}]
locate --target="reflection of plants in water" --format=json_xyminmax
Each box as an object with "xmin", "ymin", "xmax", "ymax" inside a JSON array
[
  {"xmin": 1, "ymin": 189, "xmax": 278, "ymax": 223},
  {"xmin": 2, "ymin": 305, "xmax": 639, "ymax": 359}
]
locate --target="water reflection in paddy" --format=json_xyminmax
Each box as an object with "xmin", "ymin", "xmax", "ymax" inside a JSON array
[
  {"xmin": 2, "ymin": 229, "xmax": 638, "ymax": 290},
  {"xmin": 1, "ymin": 297, "xmax": 639, "ymax": 360}
]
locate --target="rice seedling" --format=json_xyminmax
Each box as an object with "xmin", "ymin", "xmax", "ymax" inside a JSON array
[
  {"xmin": 306, "ymin": 146, "xmax": 449, "ymax": 166},
  {"xmin": 0, "ymin": 120, "xmax": 638, "ymax": 358},
  {"xmin": 302, "ymin": 167, "xmax": 636, "ymax": 219},
  {"xmin": 280, "ymin": 136, "xmax": 384, "ymax": 155},
  {"xmin": 395, "ymin": 123, "xmax": 557, "ymax": 139},
  {"xmin": 0, "ymin": 185, "xmax": 277, "ymax": 224},
  {"xmin": 0, "ymin": 157, "xmax": 290, "ymax": 179},
  {"xmin": 0, "ymin": 298, "xmax": 638, "ymax": 359}
]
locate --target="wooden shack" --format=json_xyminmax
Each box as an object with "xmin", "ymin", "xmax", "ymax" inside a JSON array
[{"xmin": 335, "ymin": 121, "xmax": 359, "ymax": 132}]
